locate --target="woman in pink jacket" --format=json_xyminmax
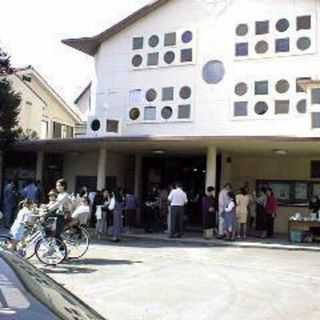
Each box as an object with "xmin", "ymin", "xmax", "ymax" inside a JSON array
[{"xmin": 265, "ymin": 188, "xmax": 278, "ymax": 238}]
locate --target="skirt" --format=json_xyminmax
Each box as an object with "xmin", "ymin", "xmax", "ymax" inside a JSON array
[{"xmin": 224, "ymin": 211, "xmax": 237, "ymax": 232}]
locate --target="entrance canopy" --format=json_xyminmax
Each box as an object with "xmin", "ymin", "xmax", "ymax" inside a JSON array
[{"xmin": 13, "ymin": 135, "xmax": 320, "ymax": 156}]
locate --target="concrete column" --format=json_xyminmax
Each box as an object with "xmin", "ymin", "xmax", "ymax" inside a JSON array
[
  {"xmin": 206, "ymin": 146, "xmax": 217, "ymax": 189},
  {"xmin": 97, "ymin": 147, "xmax": 107, "ymax": 190},
  {"xmin": 134, "ymin": 154, "xmax": 143, "ymax": 226},
  {"xmin": 36, "ymin": 151, "xmax": 44, "ymax": 182}
]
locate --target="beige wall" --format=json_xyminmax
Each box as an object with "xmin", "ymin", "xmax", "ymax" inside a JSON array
[
  {"xmin": 63, "ymin": 151, "xmax": 132, "ymax": 193},
  {"xmin": 231, "ymin": 155, "xmax": 320, "ymax": 234},
  {"xmin": 9, "ymin": 73, "xmax": 79, "ymax": 139}
]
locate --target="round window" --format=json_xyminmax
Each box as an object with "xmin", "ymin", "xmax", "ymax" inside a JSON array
[
  {"xmin": 235, "ymin": 82, "xmax": 248, "ymax": 96},
  {"xmin": 276, "ymin": 79, "xmax": 290, "ymax": 94},
  {"xmin": 129, "ymin": 108, "xmax": 140, "ymax": 120},
  {"xmin": 180, "ymin": 86, "xmax": 192, "ymax": 99},
  {"xmin": 296, "ymin": 99, "xmax": 307, "ymax": 114},
  {"xmin": 161, "ymin": 106, "xmax": 173, "ymax": 120},
  {"xmin": 181, "ymin": 31, "xmax": 193, "ymax": 43},
  {"xmin": 91, "ymin": 119, "xmax": 101, "ymax": 131},
  {"xmin": 276, "ymin": 18, "xmax": 290, "ymax": 32},
  {"xmin": 145, "ymin": 89, "xmax": 157, "ymax": 102},
  {"xmin": 297, "ymin": 37, "xmax": 311, "ymax": 51},
  {"xmin": 148, "ymin": 35, "xmax": 159, "ymax": 47},
  {"xmin": 132, "ymin": 55, "xmax": 143, "ymax": 67},
  {"xmin": 202, "ymin": 60, "xmax": 225, "ymax": 84},
  {"xmin": 255, "ymin": 40, "xmax": 269, "ymax": 54},
  {"xmin": 236, "ymin": 24, "xmax": 248, "ymax": 36},
  {"xmin": 255, "ymin": 102, "xmax": 268, "ymax": 115},
  {"xmin": 164, "ymin": 51, "xmax": 175, "ymax": 64}
]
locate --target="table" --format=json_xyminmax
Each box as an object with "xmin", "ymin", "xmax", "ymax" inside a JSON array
[{"xmin": 288, "ymin": 220, "xmax": 320, "ymax": 242}]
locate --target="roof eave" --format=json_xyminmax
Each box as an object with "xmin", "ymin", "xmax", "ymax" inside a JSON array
[{"xmin": 61, "ymin": 0, "xmax": 171, "ymax": 56}]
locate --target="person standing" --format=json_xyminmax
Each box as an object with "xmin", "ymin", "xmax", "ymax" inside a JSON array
[
  {"xmin": 202, "ymin": 186, "xmax": 216, "ymax": 239},
  {"xmin": 218, "ymin": 183, "xmax": 232, "ymax": 238},
  {"xmin": 168, "ymin": 182, "xmax": 188, "ymax": 238},
  {"xmin": 143, "ymin": 187, "xmax": 160, "ymax": 233},
  {"xmin": 224, "ymin": 192, "xmax": 237, "ymax": 241},
  {"xmin": 255, "ymin": 188, "xmax": 267, "ymax": 237},
  {"xmin": 236, "ymin": 187, "xmax": 250, "ymax": 239},
  {"xmin": 124, "ymin": 189, "xmax": 138, "ymax": 232},
  {"xmin": 111, "ymin": 189, "xmax": 124, "ymax": 242},
  {"xmin": 22, "ymin": 180, "xmax": 40, "ymax": 204},
  {"xmin": 265, "ymin": 188, "xmax": 278, "ymax": 238},
  {"xmin": 2, "ymin": 180, "xmax": 18, "ymax": 228}
]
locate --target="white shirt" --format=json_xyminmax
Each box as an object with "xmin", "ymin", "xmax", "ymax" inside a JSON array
[
  {"xmin": 11, "ymin": 207, "xmax": 33, "ymax": 233},
  {"xmin": 168, "ymin": 188, "xmax": 188, "ymax": 206},
  {"xmin": 48, "ymin": 192, "xmax": 72, "ymax": 214}
]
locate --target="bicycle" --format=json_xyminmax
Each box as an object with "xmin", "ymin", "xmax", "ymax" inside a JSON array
[
  {"xmin": 61, "ymin": 224, "xmax": 90, "ymax": 259},
  {"xmin": 1, "ymin": 217, "xmax": 67, "ymax": 266}
]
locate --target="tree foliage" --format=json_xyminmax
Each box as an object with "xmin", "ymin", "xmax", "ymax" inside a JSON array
[{"xmin": 0, "ymin": 49, "xmax": 21, "ymax": 150}]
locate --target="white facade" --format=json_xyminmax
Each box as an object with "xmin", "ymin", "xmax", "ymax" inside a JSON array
[{"xmin": 81, "ymin": 0, "xmax": 320, "ymax": 138}]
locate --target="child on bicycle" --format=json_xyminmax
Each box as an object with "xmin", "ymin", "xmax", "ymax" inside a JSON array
[{"xmin": 8, "ymin": 198, "xmax": 34, "ymax": 251}]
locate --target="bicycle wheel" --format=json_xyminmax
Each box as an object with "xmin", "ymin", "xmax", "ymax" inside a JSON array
[
  {"xmin": 62, "ymin": 226, "xmax": 90, "ymax": 259},
  {"xmin": 35, "ymin": 237, "xmax": 67, "ymax": 266},
  {"xmin": 16, "ymin": 236, "xmax": 37, "ymax": 260}
]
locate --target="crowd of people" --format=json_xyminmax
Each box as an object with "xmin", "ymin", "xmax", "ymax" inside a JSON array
[{"xmin": 1, "ymin": 177, "xmax": 281, "ymax": 244}]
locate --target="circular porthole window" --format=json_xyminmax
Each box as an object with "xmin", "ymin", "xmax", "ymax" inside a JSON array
[
  {"xmin": 91, "ymin": 119, "xmax": 101, "ymax": 131},
  {"xmin": 236, "ymin": 24, "xmax": 248, "ymax": 36},
  {"xmin": 148, "ymin": 35, "xmax": 159, "ymax": 48},
  {"xmin": 296, "ymin": 99, "xmax": 307, "ymax": 114},
  {"xmin": 145, "ymin": 89, "xmax": 157, "ymax": 102},
  {"xmin": 276, "ymin": 79, "xmax": 290, "ymax": 94},
  {"xmin": 181, "ymin": 31, "xmax": 193, "ymax": 43},
  {"xmin": 132, "ymin": 55, "xmax": 143, "ymax": 67},
  {"xmin": 235, "ymin": 82, "xmax": 248, "ymax": 96},
  {"xmin": 129, "ymin": 108, "xmax": 140, "ymax": 120},
  {"xmin": 255, "ymin": 40, "xmax": 269, "ymax": 54},
  {"xmin": 161, "ymin": 106, "xmax": 173, "ymax": 119},
  {"xmin": 179, "ymin": 86, "xmax": 192, "ymax": 99},
  {"xmin": 297, "ymin": 37, "xmax": 311, "ymax": 51},
  {"xmin": 276, "ymin": 18, "xmax": 290, "ymax": 32},
  {"xmin": 164, "ymin": 51, "xmax": 175, "ymax": 64},
  {"xmin": 202, "ymin": 60, "xmax": 225, "ymax": 84},
  {"xmin": 255, "ymin": 102, "xmax": 268, "ymax": 115}
]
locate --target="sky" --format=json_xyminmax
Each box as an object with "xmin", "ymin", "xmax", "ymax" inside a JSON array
[{"xmin": 0, "ymin": 0, "xmax": 150, "ymax": 105}]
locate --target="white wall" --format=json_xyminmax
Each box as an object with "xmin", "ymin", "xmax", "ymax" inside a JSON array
[{"xmin": 90, "ymin": 0, "xmax": 320, "ymax": 138}]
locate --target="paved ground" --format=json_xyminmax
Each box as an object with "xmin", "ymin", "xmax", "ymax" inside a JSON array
[{"xmin": 32, "ymin": 239, "xmax": 320, "ymax": 320}]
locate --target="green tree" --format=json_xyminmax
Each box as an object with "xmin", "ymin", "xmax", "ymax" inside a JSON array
[{"xmin": 0, "ymin": 49, "xmax": 21, "ymax": 150}]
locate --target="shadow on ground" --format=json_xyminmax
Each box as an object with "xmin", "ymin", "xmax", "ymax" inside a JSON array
[{"xmin": 70, "ymin": 258, "xmax": 143, "ymax": 266}]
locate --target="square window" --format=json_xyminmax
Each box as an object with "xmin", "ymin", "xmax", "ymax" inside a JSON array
[
  {"xmin": 164, "ymin": 32, "xmax": 176, "ymax": 46},
  {"xmin": 235, "ymin": 43, "xmax": 248, "ymax": 56},
  {"xmin": 275, "ymin": 38, "xmax": 290, "ymax": 52},
  {"xmin": 162, "ymin": 87, "xmax": 174, "ymax": 101},
  {"xmin": 129, "ymin": 89, "xmax": 143, "ymax": 105},
  {"xmin": 234, "ymin": 102, "xmax": 248, "ymax": 116},
  {"xmin": 178, "ymin": 104, "xmax": 191, "ymax": 119},
  {"xmin": 256, "ymin": 20, "xmax": 269, "ymax": 35},
  {"xmin": 296, "ymin": 77, "xmax": 311, "ymax": 92},
  {"xmin": 312, "ymin": 112, "xmax": 320, "ymax": 128},
  {"xmin": 147, "ymin": 53, "xmax": 159, "ymax": 66},
  {"xmin": 106, "ymin": 120, "xmax": 119, "ymax": 133},
  {"xmin": 275, "ymin": 100, "xmax": 289, "ymax": 114},
  {"xmin": 133, "ymin": 37, "xmax": 143, "ymax": 50},
  {"xmin": 297, "ymin": 15, "xmax": 311, "ymax": 30},
  {"xmin": 144, "ymin": 106, "xmax": 156, "ymax": 120},
  {"xmin": 311, "ymin": 89, "xmax": 320, "ymax": 105},
  {"xmin": 181, "ymin": 49, "xmax": 193, "ymax": 62},
  {"xmin": 255, "ymin": 81, "xmax": 268, "ymax": 95}
]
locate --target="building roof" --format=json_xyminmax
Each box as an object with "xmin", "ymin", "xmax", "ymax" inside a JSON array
[
  {"xmin": 74, "ymin": 82, "xmax": 91, "ymax": 104},
  {"xmin": 62, "ymin": 0, "xmax": 171, "ymax": 56},
  {"xmin": 14, "ymin": 66, "xmax": 82, "ymax": 122}
]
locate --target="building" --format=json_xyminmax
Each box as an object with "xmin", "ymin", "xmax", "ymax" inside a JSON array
[
  {"xmin": 0, "ymin": 66, "xmax": 82, "ymax": 193},
  {"xmin": 5, "ymin": 0, "xmax": 320, "ymax": 233}
]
